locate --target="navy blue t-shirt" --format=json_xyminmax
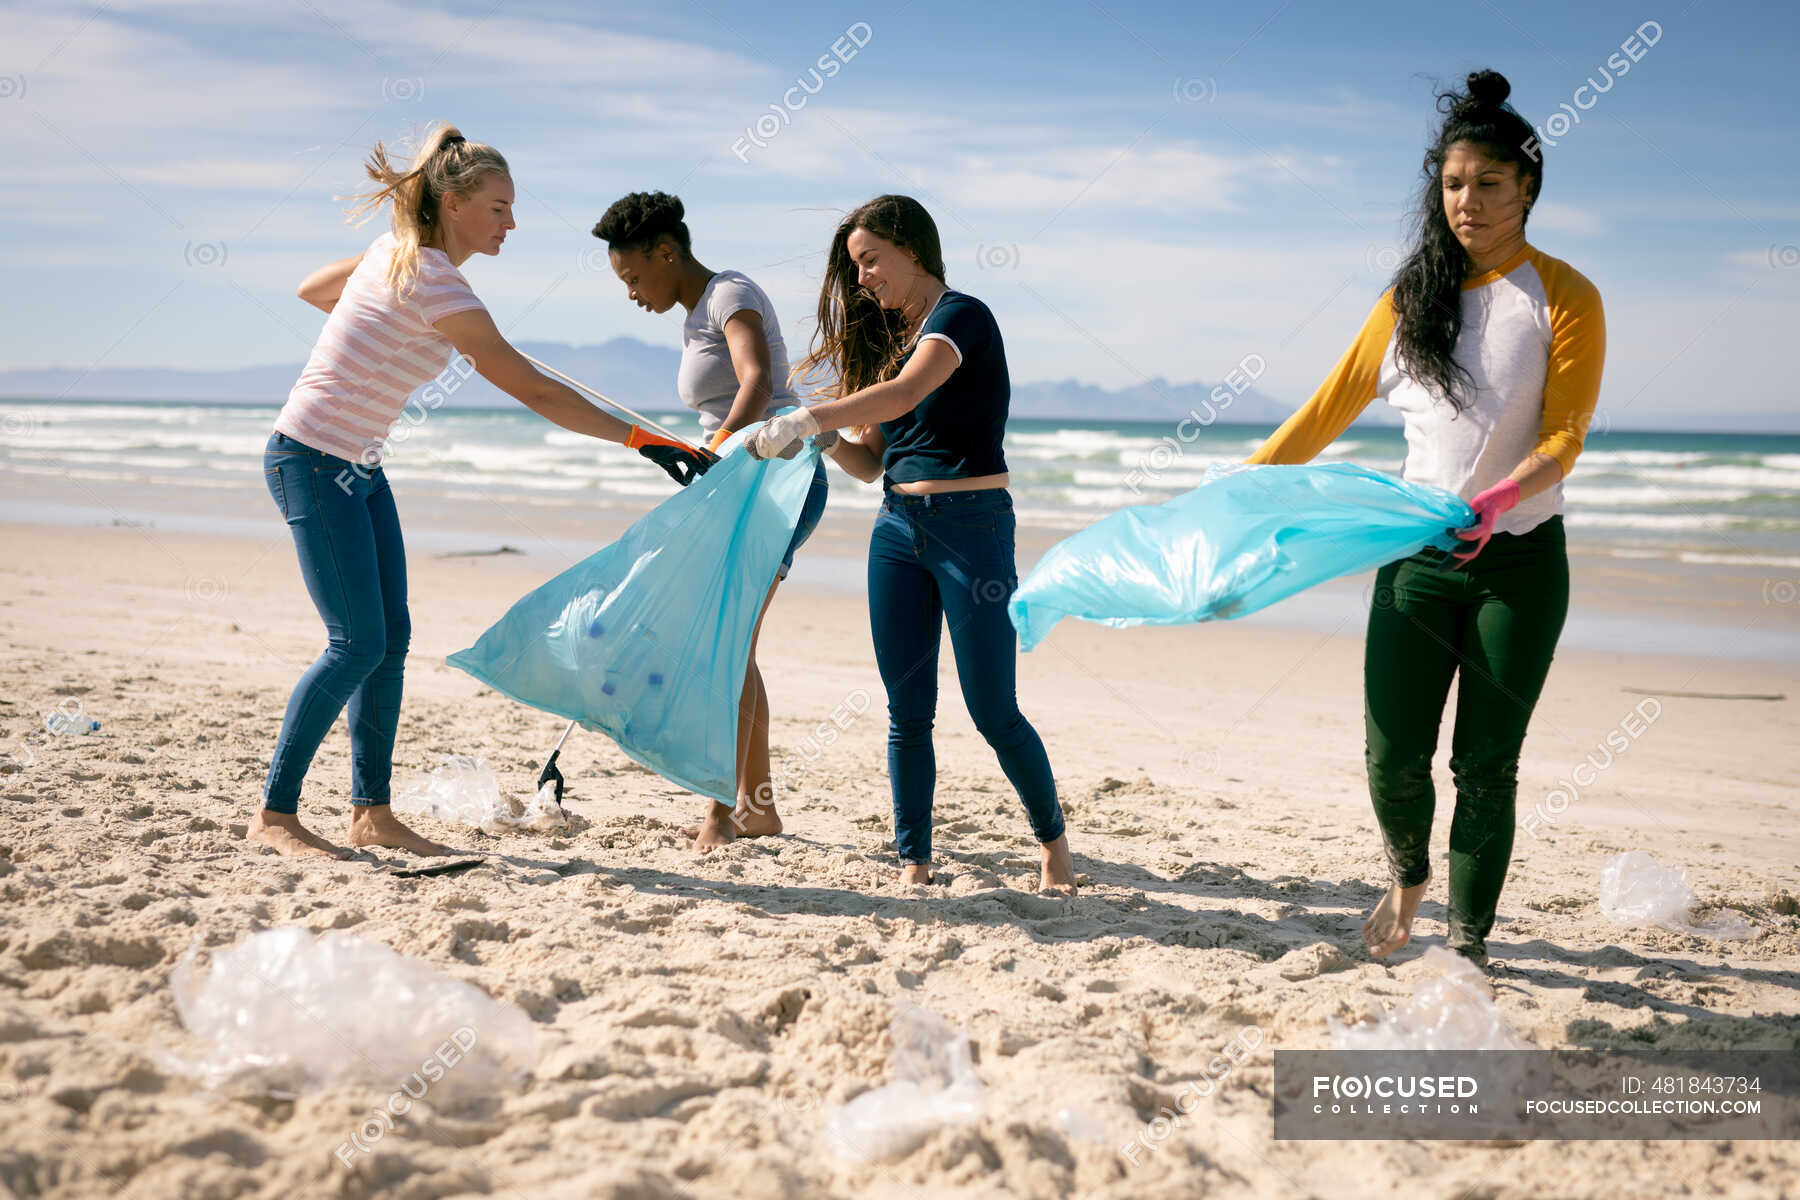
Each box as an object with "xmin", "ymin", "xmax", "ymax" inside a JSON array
[{"xmin": 880, "ymin": 291, "xmax": 1010, "ymax": 485}]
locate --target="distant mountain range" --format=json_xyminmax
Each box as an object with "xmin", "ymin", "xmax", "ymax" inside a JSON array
[
  {"xmin": 3, "ymin": 338, "xmax": 1794, "ymax": 432},
  {"xmin": 0, "ymin": 336, "xmax": 1318, "ymax": 426}
]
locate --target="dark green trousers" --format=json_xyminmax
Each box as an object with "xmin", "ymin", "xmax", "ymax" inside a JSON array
[{"xmin": 1363, "ymin": 516, "xmax": 1568, "ymax": 958}]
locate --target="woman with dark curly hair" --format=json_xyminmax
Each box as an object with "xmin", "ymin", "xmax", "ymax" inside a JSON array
[
  {"xmin": 592, "ymin": 190, "xmax": 828, "ymax": 850},
  {"xmin": 1248, "ymin": 70, "xmax": 1606, "ymax": 965}
]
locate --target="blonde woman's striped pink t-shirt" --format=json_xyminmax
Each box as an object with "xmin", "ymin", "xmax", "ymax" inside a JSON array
[{"xmin": 274, "ymin": 232, "xmax": 486, "ymax": 464}]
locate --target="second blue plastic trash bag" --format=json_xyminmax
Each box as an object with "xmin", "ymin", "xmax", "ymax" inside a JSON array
[
  {"xmin": 1008, "ymin": 462, "xmax": 1474, "ymax": 651},
  {"xmin": 447, "ymin": 427, "xmax": 823, "ymax": 802}
]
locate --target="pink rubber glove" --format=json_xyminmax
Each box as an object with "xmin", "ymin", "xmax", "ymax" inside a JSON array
[{"xmin": 1453, "ymin": 478, "xmax": 1521, "ymax": 564}]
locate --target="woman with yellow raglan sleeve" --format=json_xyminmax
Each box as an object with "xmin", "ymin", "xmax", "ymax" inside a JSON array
[{"xmin": 1248, "ymin": 69, "xmax": 1605, "ymax": 966}]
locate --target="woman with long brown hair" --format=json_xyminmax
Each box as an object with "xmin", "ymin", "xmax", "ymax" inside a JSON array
[
  {"xmin": 255, "ymin": 124, "xmax": 710, "ymax": 859},
  {"xmin": 749, "ymin": 195, "xmax": 1075, "ymax": 891}
]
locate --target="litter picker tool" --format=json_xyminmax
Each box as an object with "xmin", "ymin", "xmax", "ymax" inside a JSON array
[
  {"xmin": 536, "ymin": 718, "xmax": 576, "ymax": 805},
  {"xmin": 521, "ymin": 356, "xmax": 711, "ymax": 802},
  {"xmin": 522, "ymin": 353, "xmax": 703, "ymax": 453}
]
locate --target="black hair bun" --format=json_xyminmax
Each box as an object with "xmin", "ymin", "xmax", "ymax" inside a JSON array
[
  {"xmin": 594, "ymin": 190, "xmax": 690, "ymax": 252},
  {"xmin": 1464, "ymin": 69, "xmax": 1511, "ymax": 109}
]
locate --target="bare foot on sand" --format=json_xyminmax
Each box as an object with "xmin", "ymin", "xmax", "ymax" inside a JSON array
[
  {"xmin": 1363, "ymin": 879, "xmax": 1429, "ymax": 956},
  {"xmin": 247, "ymin": 810, "xmax": 351, "ymax": 859},
  {"xmin": 347, "ymin": 805, "xmax": 454, "ymax": 856},
  {"xmin": 898, "ymin": 863, "xmax": 934, "ymax": 886},
  {"xmin": 1039, "ymin": 835, "xmax": 1077, "ymax": 895},
  {"xmin": 730, "ymin": 799, "xmax": 783, "ymax": 838},
  {"xmin": 683, "ymin": 798, "xmax": 783, "ymax": 849},
  {"xmin": 687, "ymin": 802, "xmax": 739, "ymax": 852}
]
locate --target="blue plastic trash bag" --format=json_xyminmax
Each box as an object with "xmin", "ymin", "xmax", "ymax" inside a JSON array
[
  {"xmin": 1008, "ymin": 462, "xmax": 1473, "ymax": 651},
  {"xmin": 447, "ymin": 427, "xmax": 824, "ymax": 802}
]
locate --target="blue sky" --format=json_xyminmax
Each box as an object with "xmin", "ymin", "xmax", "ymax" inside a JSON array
[{"xmin": 5, "ymin": 0, "xmax": 1797, "ymax": 427}]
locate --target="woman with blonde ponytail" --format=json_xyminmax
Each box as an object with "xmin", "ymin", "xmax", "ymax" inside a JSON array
[{"xmin": 255, "ymin": 124, "xmax": 713, "ymax": 860}]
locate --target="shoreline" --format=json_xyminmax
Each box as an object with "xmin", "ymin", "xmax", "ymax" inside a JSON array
[{"xmin": 6, "ymin": 489, "xmax": 1796, "ymax": 667}]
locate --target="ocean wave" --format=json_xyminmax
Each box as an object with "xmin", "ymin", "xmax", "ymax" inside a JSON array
[
  {"xmin": 406, "ymin": 441, "xmax": 632, "ymax": 474},
  {"xmin": 1009, "ymin": 429, "xmax": 1159, "ymax": 454},
  {"xmin": 541, "ymin": 422, "xmax": 706, "ymax": 449},
  {"xmin": 2, "ymin": 403, "xmax": 253, "ymax": 425},
  {"xmin": 1676, "ymin": 551, "xmax": 1800, "ymax": 568},
  {"xmin": 1635, "ymin": 465, "xmax": 1800, "ymax": 492},
  {"xmin": 2, "ymin": 464, "xmax": 242, "ymax": 489},
  {"xmin": 1072, "ymin": 467, "xmax": 1214, "ymax": 492},
  {"xmin": 4, "ymin": 450, "xmax": 209, "ymax": 471},
  {"xmin": 1565, "ymin": 511, "xmax": 1766, "ymax": 532},
  {"xmin": 7, "ymin": 429, "xmax": 270, "ymax": 457},
  {"xmin": 1580, "ymin": 449, "xmax": 1712, "ymax": 466},
  {"xmin": 1564, "ymin": 484, "xmax": 1755, "ymax": 507}
]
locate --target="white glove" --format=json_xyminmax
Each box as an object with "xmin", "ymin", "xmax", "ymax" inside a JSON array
[{"xmin": 746, "ymin": 407, "xmax": 821, "ymax": 460}]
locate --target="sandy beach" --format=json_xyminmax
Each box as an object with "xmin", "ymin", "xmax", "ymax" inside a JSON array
[{"xmin": 1, "ymin": 513, "xmax": 1796, "ymax": 1199}]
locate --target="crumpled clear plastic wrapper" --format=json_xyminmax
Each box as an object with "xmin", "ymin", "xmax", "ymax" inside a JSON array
[
  {"xmin": 1329, "ymin": 946, "xmax": 1529, "ymax": 1051},
  {"xmin": 823, "ymin": 1005, "xmax": 986, "ymax": 1162},
  {"xmin": 163, "ymin": 927, "xmax": 537, "ymax": 1100},
  {"xmin": 393, "ymin": 755, "xmax": 567, "ymax": 834},
  {"xmin": 1599, "ymin": 851, "xmax": 1753, "ymax": 940}
]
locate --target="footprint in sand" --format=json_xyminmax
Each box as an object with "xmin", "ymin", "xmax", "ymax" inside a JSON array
[{"xmin": 1272, "ymin": 941, "xmax": 1352, "ymax": 981}]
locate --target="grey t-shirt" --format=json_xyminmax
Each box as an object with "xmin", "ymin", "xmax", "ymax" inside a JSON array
[{"xmin": 677, "ymin": 271, "xmax": 798, "ymax": 432}]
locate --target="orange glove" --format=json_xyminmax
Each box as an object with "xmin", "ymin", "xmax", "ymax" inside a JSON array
[
  {"xmin": 625, "ymin": 424, "xmax": 688, "ymax": 451},
  {"xmin": 625, "ymin": 425, "xmax": 717, "ymax": 486},
  {"xmin": 707, "ymin": 427, "xmax": 734, "ymax": 454}
]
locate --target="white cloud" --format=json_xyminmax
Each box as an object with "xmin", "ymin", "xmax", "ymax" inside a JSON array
[
  {"xmin": 1529, "ymin": 202, "xmax": 1605, "ymax": 236},
  {"xmin": 3, "ymin": 2, "xmax": 1796, "ymax": 424}
]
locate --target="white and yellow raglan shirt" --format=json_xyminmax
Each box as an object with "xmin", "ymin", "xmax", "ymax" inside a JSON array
[{"xmin": 1248, "ymin": 245, "xmax": 1605, "ymax": 536}]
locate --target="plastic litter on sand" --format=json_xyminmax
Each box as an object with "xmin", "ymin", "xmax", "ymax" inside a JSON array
[
  {"xmin": 1053, "ymin": 1105, "xmax": 1112, "ymax": 1144},
  {"xmin": 1598, "ymin": 851, "xmax": 1754, "ymax": 940},
  {"xmin": 823, "ymin": 1005, "xmax": 986, "ymax": 1162},
  {"xmin": 45, "ymin": 711, "xmax": 98, "ymax": 735},
  {"xmin": 1328, "ymin": 946, "xmax": 1529, "ymax": 1051},
  {"xmin": 393, "ymin": 755, "xmax": 567, "ymax": 834},
  {"xmin": 164, "ymin": 927, "xmax": 537, "ymax": 1100}
]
